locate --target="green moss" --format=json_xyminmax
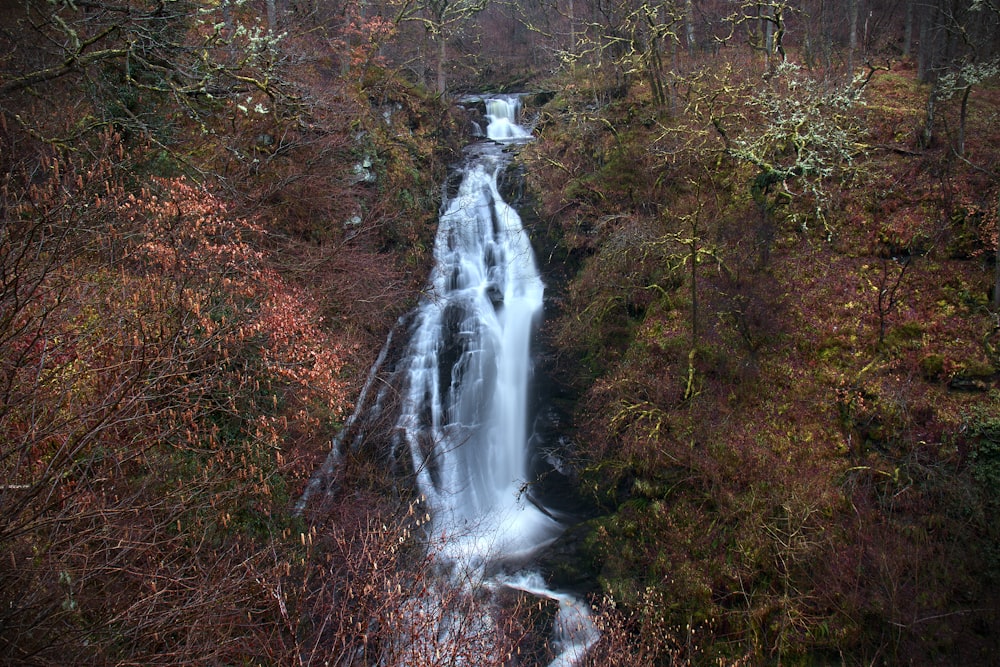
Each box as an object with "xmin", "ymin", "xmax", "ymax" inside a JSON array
[
  {"xmin": 883, "ymin": 320, "xmax": 924, "ymax": 351},
  {"xmin": 817, "ymin": 335, "xmax": 850, "ymax": 363},
  {"xmin": 958, "ymin": 359, "xmax": 996, "ymax": 379},
  {"xmin": 920, "ymin": 353, "xmax": 946, "ymax": 381}
]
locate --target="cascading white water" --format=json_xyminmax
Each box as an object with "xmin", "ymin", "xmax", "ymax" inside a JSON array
[
  {"xmin": 395, "ymin": 96, "xmax": 597, "ymax": 664},
  {"xmin": 485, "ymin": 96, "xmax": 532, "ymax": 141}
]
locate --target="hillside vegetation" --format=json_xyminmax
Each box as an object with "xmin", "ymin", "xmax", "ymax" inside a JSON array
[
  {"xmin": 523, "ymin": 53, "xmax": 1000, "ymax": 665},
  {"xmin": 0, "ymin": 1, "xmax": 471, "ymax": 662}
]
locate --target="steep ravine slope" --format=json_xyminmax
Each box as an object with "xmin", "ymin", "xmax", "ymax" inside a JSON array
[{"xmin": 518, "ymin": 66, "xmax": 1000, "ymax": 665}]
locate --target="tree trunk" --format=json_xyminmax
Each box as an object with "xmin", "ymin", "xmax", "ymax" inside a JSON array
[
  {"xmin": 821, "ymin": 0, "xmax": 833, "ymax": 70},
  {"xmin": 848, "ymin": 0, "xmax": 859, "ymax": 72},
  {"xmin": 685, "ymin": 234, "xmax": 698, "ymax": 401},
  {"xmin": 266, "ymin": 0, "xmax": 278, "ymax": 35},
  {"xmin": 994, "ymin": 189, "xmax": 1000, "ymax": 311},
  {"xmin": 773, "ymin": 7, "xmax": 786, "ymax": 61},
  {"xmin": 958, "ymin": 85, "xmax": 971, "ymax": 157},
  {"xmin": 685, "ymin": 0, "xmax": 696, "ymax": 56},
  {"xmin": 917, "ymin": 1, "xmax": 940, "ymax": 84},
  {"xmin": 903, "ymin": 0, "xmax": 913, "ymax": 58},
  {"xmin": 761, "ymin": 4, "xmax": 774, "ymax": 66},
  {"xmin": 691, "ymin": 236, "xmax": 697, "ymax": 347},
  {"xmin": 765, "ymin": 17, "xmax": 774, "ymax": 61},
  {"xmin": 917, "ymin": 6, "xmax": 929, "ymax": 81},
  {"xmin": 568, "ymin": 0, "xmax": 575, "ymax": 57},
  {"xmin": 645, "ymin": 48, "xmax": 665, "ymax": 107},
  {"xmin": 437, "ymin": 35, "xmax": 446, "ymax": 94},
  {"xmin": 220, "ymin": 0, "xmax": 234, "ymax": 34},
  {"xmin": 669, "ymin": 37, "xmax": 678, "ymax": 115},
  {"xmin": 920, "ymin": 84, "xmax": 937, "ymax": 148}
]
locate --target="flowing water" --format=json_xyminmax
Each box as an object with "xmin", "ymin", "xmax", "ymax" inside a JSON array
[{"xmin": 393, "ymin": 96, "xmax": 598, "ymax": 664}]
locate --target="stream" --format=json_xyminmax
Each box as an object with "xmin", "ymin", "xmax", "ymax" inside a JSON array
[{"xmin": 393, "ymin": 96, "xmax": 597, "ymax": 665}]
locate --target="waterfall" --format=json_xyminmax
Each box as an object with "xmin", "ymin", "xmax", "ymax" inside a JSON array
[
  {"xmin": 394, "ymin": 96, "xmax": 597, "ymax": 664},
  {"xmin": 485, "ymin": 95, "xmax": 532, "ymax": 142}
]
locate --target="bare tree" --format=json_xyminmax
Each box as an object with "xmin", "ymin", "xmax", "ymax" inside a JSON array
[{"xmin": 391, "ymin": 0, "xmax": 490, "ymax": 93}]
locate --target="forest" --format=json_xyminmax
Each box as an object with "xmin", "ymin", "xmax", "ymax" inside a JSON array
[{"xmin": 2, "ymin": 0, "xmax": 1000, "ymax": 664}]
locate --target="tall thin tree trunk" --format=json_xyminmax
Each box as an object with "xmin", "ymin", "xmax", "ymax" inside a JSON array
[
  {"xmin": 437, "ymin": 36, "xmax": 447, "ymax": 94},
  {"xmin": 821, "ymin": 0, "xmax": 833, "ymax": 71},
  {"xmin": 765, "ymin": 17, "xmax": 774, "ymax": 60},
  {"xmin": 994, "ymin": 189, "xmax": 1000, "ymax": 311},
  {"xmin": 416, "ymin": 33, "xmax": 428, "ymax": 88},
  {"xmin": 685, "ymin": 0, "xmax": 696, "ymax": 56},
  {"xmin": 921, "ymin": 84, "xmax": 937, "ymax": 148},
  {"xmin": 266, "ymin": 0, "xmax": 278, "ymax": 35},
  {"xmin": 917, "ymin": 1, "xmax": 939, "ymax": 83},
  {"xmin": 684, "ymin": 226, "xmax": 699, "ymax": 401},
  {"xmin": 958, "ymin": 85, "xmax": 971, "ymax": 157},
  {"xmin": 568, "ymin": 0, "xmax": 575, "ymax": 57},
  {"xmin": 690, "ymin": 236, "xmax": 697, "ymax": 347},
  {"xmin": 221, "ymin": 0, "xmax": 234, "ymax": 34},
  {"xmin": 669, "ymin": 37, "xmax": 678, "ymax": 114},
  {"xmin": 645, "ymin": 44, "xmax": 664, "ymax": 107},
  {"xmin": 758, "ymin": 5, "xmax": 772, "ymax": 68},
  {"xmin": 903, "ymin": 1, "xmax": 914, "ymax": 58},
  {"xmin": 219, "ymin": 0, "xmax": 237, "ymax": 61},
  {"xmin": 848, "ymin": 0, "xmax": 859, "ymax": 72}
]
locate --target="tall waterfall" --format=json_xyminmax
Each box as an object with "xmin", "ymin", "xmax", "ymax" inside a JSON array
[{"xmin": 394, "ymin": 96, "xmax": 597, "ymax": 664}]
